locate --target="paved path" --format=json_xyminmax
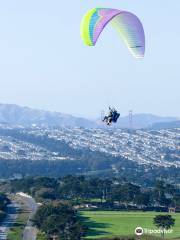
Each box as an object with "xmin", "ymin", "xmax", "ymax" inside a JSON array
[
  {"xmin": 0, "ymin": 194, "xmax": 38, "ymax": 240},
  {"xmin": 21, "ymin": 195, "xmax": 38, "ymax": 240},
  {"xmin": 23, "ymin": 226, "xmax": 37, "ymax": 240},
  {"xmin": 0, "ymin": 202, "xmax": 19, "ymax": 240}
]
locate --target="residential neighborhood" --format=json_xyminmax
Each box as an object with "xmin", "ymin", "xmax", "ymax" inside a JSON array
[{"xmin": 0, "ymin": 125, "xmax": 179, "ymax": 169}]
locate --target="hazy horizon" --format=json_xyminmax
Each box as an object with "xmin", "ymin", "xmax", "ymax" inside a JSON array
[
  {"xmin": 0, "ymin": 1, "xmax": 179, "ymax": 118},
  {"xmin": 0, "ymin": 102, "xmax": 179, "ymax": 119}
]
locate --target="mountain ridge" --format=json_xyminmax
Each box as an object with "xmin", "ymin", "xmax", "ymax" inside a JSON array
[{"xmin": 0, "ymin": 103, "xmax": 178, "ymax": 129}]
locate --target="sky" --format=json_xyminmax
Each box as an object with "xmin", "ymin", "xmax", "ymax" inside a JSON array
[{"xmin": 0, "ymin": 0, "xmax": 179, "ymax": 118}]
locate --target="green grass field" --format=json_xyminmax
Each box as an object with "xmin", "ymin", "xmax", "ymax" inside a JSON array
[{"xmin": 81, "ymin": 211, "xmax": 180, "ymax": 239}]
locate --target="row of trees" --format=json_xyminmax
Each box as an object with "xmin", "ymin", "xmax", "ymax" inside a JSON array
[{"xmin": 10, "ymin": 176, "xmax": 180, "ymax": 209}]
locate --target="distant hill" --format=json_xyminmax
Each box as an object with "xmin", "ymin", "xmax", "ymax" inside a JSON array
[
  {"xmin": 0, "ymin": 103, "xmax": 178, "ymax": 129},
  {"xmin": 151, "ymin": 120, "xmax": 180, "ymax": 129},
  {"xmin": 0, "ymin": 104, "xmax": 96, "ymax": 128},
  {"xmin": 117, "ymin": 113, "xmax": 178, "ymax": 129}
]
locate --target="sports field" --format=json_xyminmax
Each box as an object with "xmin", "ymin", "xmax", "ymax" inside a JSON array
[{"xmin": 81, "ymin": 211, "xmax": 180, "ymax": 239}]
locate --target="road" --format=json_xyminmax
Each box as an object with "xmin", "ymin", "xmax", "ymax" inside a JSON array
[
  {"xmin": 20, "ymin": 194, "xmax": 38, "ymax": 240},
  {"xmin": 0, "ymin": 202, "xmax": 19, "ymax": 240}
]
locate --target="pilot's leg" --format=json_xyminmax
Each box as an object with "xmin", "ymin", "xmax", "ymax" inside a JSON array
[
  {"xmin": 103, "ymin": 116, "xmax": 107, "ymax": 122},
  {"xmin": 108, "ymin": 118, "xmax": 112, "ymax": 125}
]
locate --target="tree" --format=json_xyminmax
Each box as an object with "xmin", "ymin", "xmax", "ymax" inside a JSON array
[
  {"xmin": 134, "ymin": 193, "xmax": 150, "ymax": 207},
  {"xmin": 33, "ymin": 202, "xmax": 86, "ymax": 239},
  {"xmin": 153, "ymin": 215, "xmax": 175, "ymax": 239},
  {"xmin": 0, "ymin": 193, "xmax": 9, "ymax": 210}
]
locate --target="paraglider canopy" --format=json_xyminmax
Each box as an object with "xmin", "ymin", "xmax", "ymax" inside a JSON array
[{"xmin": 81, "ymin": 8, "xmax": 145, "ymax": 58}]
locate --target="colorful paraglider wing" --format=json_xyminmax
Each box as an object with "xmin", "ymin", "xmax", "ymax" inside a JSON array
[
  {"xmin": 81, "ymin": 8, "xmax": 145, "ymax": 58},
  {"xmin": 111, "ymin": 12, "xmax": 145, "ymax": 58}
]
